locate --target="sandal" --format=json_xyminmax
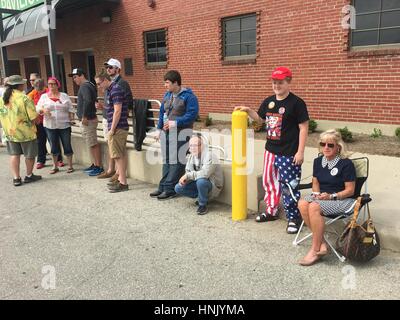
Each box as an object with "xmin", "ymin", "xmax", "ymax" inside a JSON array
[
  {"xmin": 255, "ymin": 213, "xmax": 278, "ymax": 222},
  {"xmin": 299, "ymin": 254, "xmax": 321, "ymax": 266},
  {"xmin": 316, "ymin": 242, "xmax": 329, "ymax": 256},
  {"xmin": 49, "ymin": 167, "xmax": 59, "ymax": 174},
  {"xmin": 67, "ymin": 167, "xmax": 75, "ymax": 173},
  {"xmin": 286, "ymin": 220, "xmax": 300, "ymax": 234}
]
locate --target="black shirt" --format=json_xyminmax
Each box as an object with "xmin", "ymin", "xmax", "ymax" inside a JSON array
[
  {"xmin": 313, "ymin": 156, "xmax": 356, "ymax": 194},
  {"xmin": 257, "ymin": 92, "xmax": 309, "ymax": 156},
  {"xmin": 77, "ymin": 81, "xmax": 97, "ymax": 120}
]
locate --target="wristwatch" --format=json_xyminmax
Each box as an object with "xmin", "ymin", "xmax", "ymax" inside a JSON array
[{"xmin": 330, "ymin": 193, "xmax": 338, "ymax": 200}]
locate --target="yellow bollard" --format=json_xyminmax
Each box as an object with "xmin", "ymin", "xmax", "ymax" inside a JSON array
[{"xmin": 232, "ymin": 110, "xmax": 247, "ymax": 221}]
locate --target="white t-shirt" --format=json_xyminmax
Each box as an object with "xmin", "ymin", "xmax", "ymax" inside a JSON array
[{"xmin": 36, "ymin": 92, "xmax": 74, "ymax": 129}]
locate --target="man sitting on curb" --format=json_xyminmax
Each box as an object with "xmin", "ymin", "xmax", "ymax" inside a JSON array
[{"xmin": 174, "ymin": 134, "xmax": 224, "ymax": 215}]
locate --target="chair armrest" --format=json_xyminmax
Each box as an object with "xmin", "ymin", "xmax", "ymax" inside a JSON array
[
  {"xmin": 360, "ymin": 193, "xmax": 372, "ymax": 206},
  {"xmin": 299, "ymin": 182, "xmax": 312, "ymax": 190}
]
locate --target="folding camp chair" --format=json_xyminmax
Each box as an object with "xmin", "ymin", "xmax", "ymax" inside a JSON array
[{"xmin": 292, "ymin": 157, "xmax": 371, "ymax": 262}]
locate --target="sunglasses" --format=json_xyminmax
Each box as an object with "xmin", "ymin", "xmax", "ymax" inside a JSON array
[
  {"xmin": 106, "ymin": 66, "xmax": 115, "ymax": 70},
  {"xmin": 319, "ymin": 142, "xmax": 335, "ymax": 148}
]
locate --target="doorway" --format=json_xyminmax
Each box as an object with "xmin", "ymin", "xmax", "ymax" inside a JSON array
[
  {"xmin": 70, "ymin": 50, "xmax": 96, "ymax": 95},
  {"xmin": 24, "ymin": 57, "xmax": 40, "ymax": 91}
]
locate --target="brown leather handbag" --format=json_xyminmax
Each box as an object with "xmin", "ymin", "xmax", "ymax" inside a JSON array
[{"xmin": 336, "ymin": 197, "xmax": 380, "ymax": 262}]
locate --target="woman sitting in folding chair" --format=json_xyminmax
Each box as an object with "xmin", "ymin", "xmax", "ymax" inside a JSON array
[{"xmin": 298, "ymin": 129, "xmax": 356, "ymax": 266}]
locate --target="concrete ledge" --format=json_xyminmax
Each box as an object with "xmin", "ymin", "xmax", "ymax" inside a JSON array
[
  {"xmin": 71, "ymin": 134, "xmax": 400, "ymax": 252},
  {"xmin": 71, "ymin": 134, "xmax": 234, "ymax": 208}
]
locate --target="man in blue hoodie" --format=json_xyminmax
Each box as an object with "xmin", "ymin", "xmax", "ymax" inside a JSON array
[{"xmin": 150, "ymin": 70, "xmax": 199, "ymax": 200}]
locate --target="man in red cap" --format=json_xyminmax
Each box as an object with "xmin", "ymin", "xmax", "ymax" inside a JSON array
[{"xmin": 235, "ymin": 66, "xmax": 309, "ymax": 234}]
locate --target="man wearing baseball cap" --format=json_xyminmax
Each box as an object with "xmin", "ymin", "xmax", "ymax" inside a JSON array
[
  {"xmin": 69, "ymin": 68, "xmax": 104, "ymax": 176},
  {"xmin": 235, "ymin": 67, "xmax": 309, "ymax": 234},
  {"xmin": 95, "ymin": 58, "xmax": 134, "ymax": 182}
]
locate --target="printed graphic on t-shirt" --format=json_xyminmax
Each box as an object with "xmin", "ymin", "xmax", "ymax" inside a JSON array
[{"xmin": 265, "ymin": 112, "xmax": 282, "ymax": 140}]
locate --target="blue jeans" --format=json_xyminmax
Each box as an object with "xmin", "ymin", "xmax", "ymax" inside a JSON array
[
  {"xmin": 158, "ymin": 130, "xmax": 190, "ymax": 194},
  {"xmin": 45, "ymin": 127, "xmax": 73, "ymax": 156},
  {"xmin": 37, "ymin": 124, "xmax": 63, "ymax": 163},
  {"xmin": 174, "ymin": 178, "xmax": 212, "ymax": 206}
]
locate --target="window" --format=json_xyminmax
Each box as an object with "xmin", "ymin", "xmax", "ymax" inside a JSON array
[
  {"xmin": 222, "ymin": 14, "xmax": 257, "ymax": 58},
  {"xmin": 351, "ymin": 0, "xmax": 400, "ymax": 47},
  {"xmin": 144, "ymin": 29, "xmax": 167, "ymax": 64},
  {"xmin": 124, "ymin": 58, "xmax": 133, "ymax": 76}
]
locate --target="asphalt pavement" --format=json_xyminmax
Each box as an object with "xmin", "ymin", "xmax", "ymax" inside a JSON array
[{"xmin": 0, "ymin": 149, "xmax": 399, "ymax": 300}]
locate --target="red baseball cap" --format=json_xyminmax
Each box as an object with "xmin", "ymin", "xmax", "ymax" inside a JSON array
[{"xmin": 271, "ymin": 66, "xmax": 292, "ymax": 80}]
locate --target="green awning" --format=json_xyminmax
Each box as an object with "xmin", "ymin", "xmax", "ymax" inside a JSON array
[
  {"xmin": 0, "ymin": 0, "xmax": 120, "ymax": 47},
  {"xmin": 1, "ymin": 4, "xmax": 48, "ymax": 47}
]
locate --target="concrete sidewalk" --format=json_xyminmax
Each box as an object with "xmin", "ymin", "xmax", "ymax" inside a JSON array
[{"xmin": 0, "ymin": 149, "xmax": 399, "ymax": 300}]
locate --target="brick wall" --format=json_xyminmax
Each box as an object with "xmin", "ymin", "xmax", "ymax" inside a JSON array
[{"xmin": 4, "ymin": 0, "xmax": 400, "ymax": 125}]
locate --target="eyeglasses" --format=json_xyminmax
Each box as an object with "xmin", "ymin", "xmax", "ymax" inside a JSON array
[
  {"xmin": 106, "ymin": 66, "xmax": 115, "ymax": 70},
  {"xmin": 319, "ymin": 142, "xmax": 335, "ymax": 148},
  {"xmin": 29, "ymin": 79, "xmax": 35, "ymax": 82}
]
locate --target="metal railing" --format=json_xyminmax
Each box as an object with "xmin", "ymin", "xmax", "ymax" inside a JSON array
[{"xmin": 69, "ymin": 96, "xmax": 231, "ymax": 162}]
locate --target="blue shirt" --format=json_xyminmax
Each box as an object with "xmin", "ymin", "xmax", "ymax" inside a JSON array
[
  {"xmin": 105, "ymin": 82, "xmax": 129, "ymax": 131},
  {"xmin": 313, "ymin": 156, "xmax": 356, "ymax": 194}
]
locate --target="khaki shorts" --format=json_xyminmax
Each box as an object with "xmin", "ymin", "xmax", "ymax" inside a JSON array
[
  {"xmin": 108, "ymin": 129, "xmax": 129, "ymax": 159},
  {"xmin": 7, "ymin": 140, "xmax": 38, "ymax": 159},
  {"xmin": 102, "ymin": 118, "xmax": 109, "ymax": 140},
  {"xmin": 80, "ymin": 119, "xmax": 98, "ymax": 147}
]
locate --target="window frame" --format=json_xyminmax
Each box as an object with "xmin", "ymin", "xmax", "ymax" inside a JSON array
[
  {"xmin": 222, "ymin": 13, "xmax": 257, "ymax": 60},
  {"xmin": 143, "ymin": 28, "xmax": 167, "ymax": 66},
  {"xmin": 350, "ymin": 0, "xmax": 400, "ymax": 48}
]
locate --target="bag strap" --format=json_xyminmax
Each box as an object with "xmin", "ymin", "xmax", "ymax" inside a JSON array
[
  {"xmin": 366, "ymin": 201, "xmax": 372, "ymax": 220},
  {"xmin": 349, "ymin": 197, "xmax": 362, "ymax": 228}
]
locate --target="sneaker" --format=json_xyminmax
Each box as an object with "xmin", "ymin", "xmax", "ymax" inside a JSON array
[
  {"xmin": 108, "ymin": 183, "xmax": 129, "ymax": 193},
  {"xmin": 107, "ymin": 179, "xmax": 120, "ymax": 187},
  {"xmin": 287, "ymin": 219, "xmax": 300, "ymax": 234},
  {"xmin": 36, "ymin": 163, "xmax": 45, "ymax": 169},
  {"xmin": 255, "ymin": 213, "xmax": 278, "ymax": 223},
  {"xmin": 88, "ymin": 167, "xmax": 104, "ymax": 176},
  {"xmin": 97, "ymin": 171, "xmax": 116, "ymax": 179},
  {"xmin": 57, "ymin": 161, "xmax": 65, "ymax": 167},
  {"xmin": 13, "ymin": 177, "xmax": 22, "ymax": 186},
  {"xmin": 197, "ymin": 205, "xmax": 208, "ymax": 215},
  {"xmin": 109, "ymin": 173, "xmax": 119, "ymax": 182},
  {"xmin": 83, "ymin": 163, "xmax": 96, "ymax": 173},
  {"xmin": 23, "ymin": 174, "xmax": 42, "ymax": 183}
]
